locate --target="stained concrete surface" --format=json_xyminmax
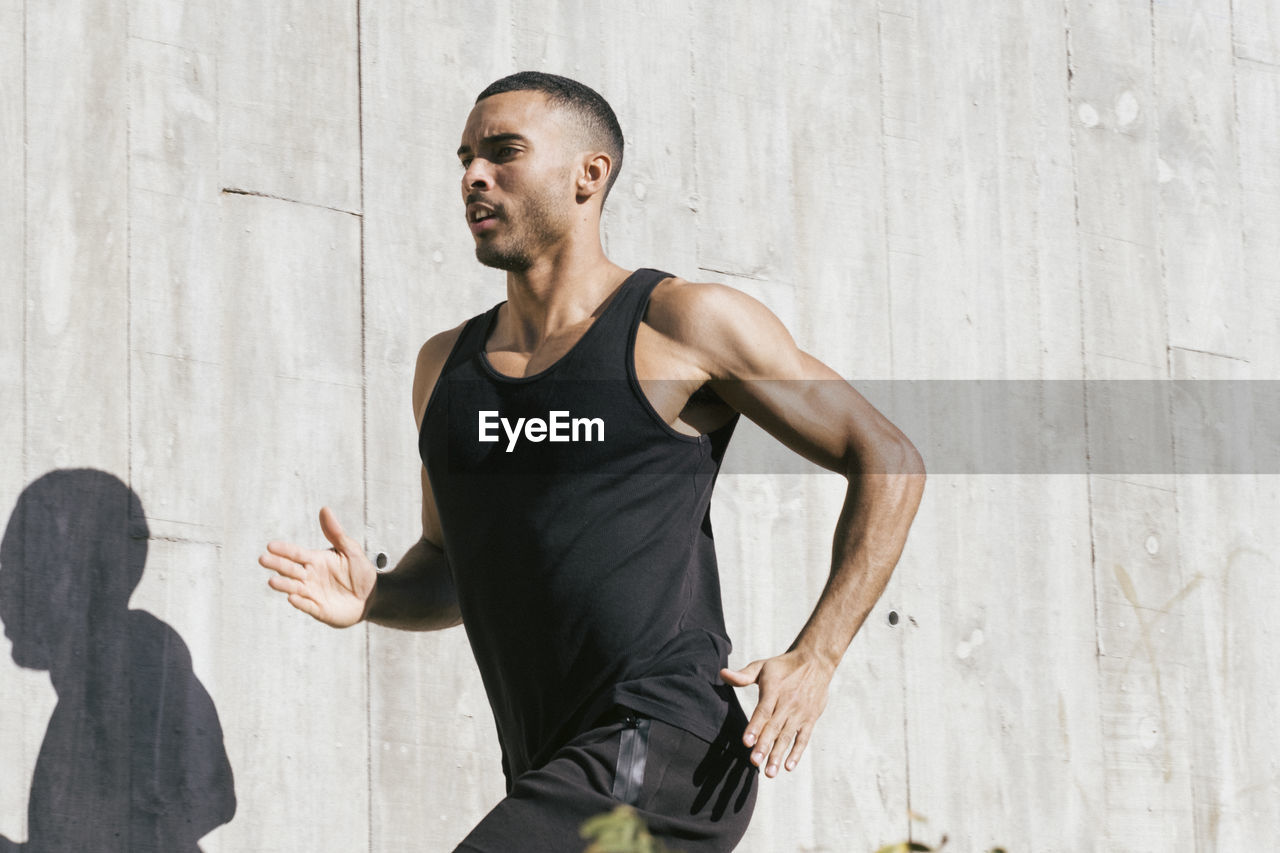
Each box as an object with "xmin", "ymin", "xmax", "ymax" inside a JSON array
[{"xmin": 2, "ymin": 1, "xmax": 1279, "ymax": 850}]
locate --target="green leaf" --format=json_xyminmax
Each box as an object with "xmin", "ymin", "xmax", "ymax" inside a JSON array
[{"xmin": 579, "ymin": 805, "xmax": 680, "ymax": 853}]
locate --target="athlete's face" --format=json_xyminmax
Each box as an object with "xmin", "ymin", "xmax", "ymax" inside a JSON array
[{"xmin": 458, "ymin": 91, "xmax": 579, "ymax": 271}]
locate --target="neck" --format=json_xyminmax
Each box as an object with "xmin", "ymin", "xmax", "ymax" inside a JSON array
[{"xmin": 500, "ymin": 229, "xmax": 629, "ymax": 347}]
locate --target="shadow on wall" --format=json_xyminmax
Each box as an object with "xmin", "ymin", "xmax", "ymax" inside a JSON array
[{"xmin": 0, "ymin": 469, "xmax": 235, "ymax": 852}]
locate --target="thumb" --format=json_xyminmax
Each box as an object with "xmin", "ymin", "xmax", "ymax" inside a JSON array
[
  {"xmin": 318, "ymin": 506, "xmax": 354, "ymax": 554},
  {"xmin": 720, "ymin": 659, "xmax": 765, "ymax": 687}
]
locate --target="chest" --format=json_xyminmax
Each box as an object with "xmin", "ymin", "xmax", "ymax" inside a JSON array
[{"xmin": 483, "ymin": 314, "xmax": 734, "ymax": 436}]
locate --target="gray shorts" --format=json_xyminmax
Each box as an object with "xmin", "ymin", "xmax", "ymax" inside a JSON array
[{"xmin": 455, "ymin": 704, "xmax": 758, "ymax": 852}]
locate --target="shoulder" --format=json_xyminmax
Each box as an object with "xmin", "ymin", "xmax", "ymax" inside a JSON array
[
  {"xmin": 412, "ymin": 319, "xmax": 470, "ymax": 426},
  {"xmin": 646, "ymin": 276, "xmax": 802, "ymax": 379},
  {"xmin": 415, "ymin": 320, "xmax": 469, "ymax": 372},
  {"xmin": 128, "ymin": 610, "xmax": 192, "ymax": 660}
]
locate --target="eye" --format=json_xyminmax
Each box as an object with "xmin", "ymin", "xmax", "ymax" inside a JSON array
[{"xmin": 496, "ymin": 146, "xmax": 518, "ymax": 158}]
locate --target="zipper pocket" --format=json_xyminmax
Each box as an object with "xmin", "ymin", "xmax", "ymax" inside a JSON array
[{"xmin": 611, "ymin": 714, "xmax": 651, "ymax": 806}]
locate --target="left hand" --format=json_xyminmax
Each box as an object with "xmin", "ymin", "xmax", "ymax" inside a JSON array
[{"xmin": 720, "ymin": 649, "xmax": 833, "ymax": 778}]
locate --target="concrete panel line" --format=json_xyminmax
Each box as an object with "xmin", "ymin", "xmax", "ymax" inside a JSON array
[
  {"xmin": 220, "ymin": 185, "xmax": 362, "ymax": 216},
  {"xmin": 876, "ymin": 0, "xmax": 920, "ymax": 835},
  {"xmin": 696, "ymin": 264, "xmax": 767, "ymax": 282},
  {"xmin": 1168, "ymin": 344, "xmax": 1251, "ymax": 363},
  {"xmin": 128, "ymin": 34, "xmax": 192, "ymax": 52},
  {"xmin": 355, "ymin": 0, "xmax": 372, "ymax": 849},
  {"xmin": 1090, "ymin": 474, "xmax": 1179, "ymax": 494}
]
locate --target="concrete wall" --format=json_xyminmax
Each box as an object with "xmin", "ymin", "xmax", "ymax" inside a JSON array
[{"xmin": 2, "ymin": 0, "xmax": 1278, "ymax": 850}]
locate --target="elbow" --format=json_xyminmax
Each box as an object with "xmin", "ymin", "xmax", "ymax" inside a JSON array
[
  {"xmin": 845, "ymin": 431, "xmax": 926, "ymax": 482},
  {"xmin": 895, "ymin": 437, "xmax": 926, "ymax": 480},
  {"xmin": 862, "ymin": 437, "xmax": 926, "ymax": 513},
  {"xmin": 883, "ymin": 440, "xmax": 926, "ymax": 504}
]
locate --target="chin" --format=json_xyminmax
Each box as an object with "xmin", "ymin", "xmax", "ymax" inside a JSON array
[
  {"xmin": 475, "ymin": 245, "xmax": 532, "ymax": 272},
  {"xmin": 7, "ymin": 643, "xmax": 45, "ymax": 671}
]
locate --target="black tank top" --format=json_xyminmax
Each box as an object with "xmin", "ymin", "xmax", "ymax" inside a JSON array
[{"xmin": 420, "ymin": 268, "xmax": 741, "ymax": 786}]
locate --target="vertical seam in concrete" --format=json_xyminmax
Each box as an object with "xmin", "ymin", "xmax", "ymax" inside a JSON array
[
  {"xmin": 1064, "ymin": 0, "xmax": 1110, "ymax": 821},
  {"xmin": 875, "ymin": 7, "xmax": 908, "ymax": 837},
  {"xmin": 126, "ymin": 3, "xmax": 134, "ymax": 506},
  {"xmin": 875, "ymin": 7, "xmax": 896, "ymax": 381},
  {"xmin": 687, "ymin": 0, "xmax": 698, "ymax": 262},
  {"xmin": 1149, "ymin": 0, "xmax": 1179, "ymax": 487},
  {"xmin": 1062, "ymin": 0, "xmax": 1102, "ymax": 661},
  {"xmin": 1228, "ymin": 0, "xmax": 1245, "ymax": 235},
  {"xmin": 21, "ymin": 0, "xmax": 28, "ymax": 492},
  {"xmin": 20, "ymin": 7, "xmax": 31, "ymax": 836},
  {"xmin": 1228, "ymin": 0, "xmax": 1240, "ymax": 59},
  {"xmin": 900, "ymin": 613, "xmax": 911, "ymax": 844},
  {"xmin": 355, "ymin": 0, "xmax": 372, "ymax": 849},
  {"xmin": 1149, "ymin": 0, "xmax": 1173, "ymax": 385},
  {"xmin": 123, "ymin": 8, "xmax": 135, "ymax": 849}
]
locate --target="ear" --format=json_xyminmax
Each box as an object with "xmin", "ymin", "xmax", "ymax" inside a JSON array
[{"xmin": 575, "ymin": 151, "xmax": 613, "ymax": 203}]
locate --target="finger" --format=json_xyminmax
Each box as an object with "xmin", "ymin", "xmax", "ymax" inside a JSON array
[
  {"xmin": 287, "ymin": 591, "xmax": 323, "ymax": 620},
  {"xmin": 265, "ymin": 539, "xmax": 312, "ymax": 563},
  {"xmin": 743, "ymin": 693, "xmax": 777, "ymax": 753},
  {"xmin": 267, "ymin": 572, "xmax": 309, "ymax": 596},
  {"xmin": 784, "ymin": 725, "xmax": 813, "ymax": 772},
  {"xmin": 318, "ymin": 506, "xmax": 353, "ymax": 554},
  {"xmin": 765, "ymin": 727, "xmax": 795, "ymax": 778},
  {"xmin": 719, "ymin": 668, "xmax": 751, "ymax": 687},
  {"xmin": 752, "ymin": 711, "xmax": 789, "ymax": 774},
  {"xmin": 260, "ymin": 551, "xmax": 306, "ymax": 580},
  {"xmin": 719, "ymin": 659, "xmax": 764, "ymax": 687}
]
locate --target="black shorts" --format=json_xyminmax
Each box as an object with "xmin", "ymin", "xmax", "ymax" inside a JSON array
[{"xmin": 455, "ymin": 704, "xmax": 759, "ymax": 852}]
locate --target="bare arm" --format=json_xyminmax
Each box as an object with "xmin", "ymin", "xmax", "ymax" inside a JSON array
[
  {"xmin": 361, "ymin": 469, "xmax": 461, "ymax": 631},
  {"xmin": 650, "ymin": 280, "xmax": 926, "ymax": 778},
  {"xmin": 713, "ymin": 358, "xmax": 925, "ymax": 671},
  {"xmin": 363, "ymin": 325, "xmax": 466, "ymax": 630},
  {"xmin": 260, "ymin": 324, "xmax": 465, "ymax": 632}
]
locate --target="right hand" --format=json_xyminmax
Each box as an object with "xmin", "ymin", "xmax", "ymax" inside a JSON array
[{"xmin": 259, "ymin": 507, "xmax": 377, "ymax": 628}]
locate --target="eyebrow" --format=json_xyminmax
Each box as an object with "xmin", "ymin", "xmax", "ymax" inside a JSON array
[{"xmin": 457, "ymin": 133, "xmax": 528, "ymax": 158}]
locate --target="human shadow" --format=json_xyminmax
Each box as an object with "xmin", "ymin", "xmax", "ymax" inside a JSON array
[
  {"xmin": 690, "ymin": 695, "xmax": 757, "ymax": 822},
  {"xmin": 0, "ymin": 469, "xmax": 235, "ymax": 852}
]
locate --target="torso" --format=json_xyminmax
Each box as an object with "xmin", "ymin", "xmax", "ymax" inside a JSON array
[{"xmin": 416, "ymin": 267, "xmax": 742, "ymax": 778}]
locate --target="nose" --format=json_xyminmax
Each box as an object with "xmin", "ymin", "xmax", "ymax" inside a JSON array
[{"xmin": 461, "ymin": 158, "xmax": 493, "ymax": 195}]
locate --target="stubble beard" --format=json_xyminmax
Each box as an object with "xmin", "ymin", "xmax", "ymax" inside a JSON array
[{"xmin": 474, "ymin": 186, "xmax": 570, "ymax": 272}]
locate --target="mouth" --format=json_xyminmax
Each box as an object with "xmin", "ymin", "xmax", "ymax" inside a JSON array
[{"xmin": 466, "ymin": 203, "xmax": 499, "ymax": 235}]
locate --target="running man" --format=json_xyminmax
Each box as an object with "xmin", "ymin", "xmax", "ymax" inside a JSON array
[{"xmin": 260, "ymin": 72, "xmax": 925, "ymax": 852}]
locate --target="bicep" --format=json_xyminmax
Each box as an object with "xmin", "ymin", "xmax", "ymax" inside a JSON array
[{"xmin": 710, "ymin": 358, "xmax": 916, "ymax": 474}]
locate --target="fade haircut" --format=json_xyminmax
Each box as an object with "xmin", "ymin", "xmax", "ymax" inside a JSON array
[{"xmin": 476, "ymin": 72, "xmax": 624, "ymax": 203}]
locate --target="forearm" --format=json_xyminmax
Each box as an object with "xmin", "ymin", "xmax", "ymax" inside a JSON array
[
  {"xmin": 791, "ymin": 443, "xmax": 926, "ymax": 669},
  {"xmin": 363, "ymin": 537, "xmax": 462, "ymax": 631}
]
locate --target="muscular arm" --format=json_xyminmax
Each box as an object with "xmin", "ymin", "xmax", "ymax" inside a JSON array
[
  {"xmin": 648, "ymin": 279, "xmax": 926, "ymax": 777},
  {"xmin": 364, "ymin": 326, "xmax": 466, "ymax": 631}
]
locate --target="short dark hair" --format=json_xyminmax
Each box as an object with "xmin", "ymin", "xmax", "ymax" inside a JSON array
[{"xmin": 476, "ymin": 72, "xmax": 624, "ymax": 202}]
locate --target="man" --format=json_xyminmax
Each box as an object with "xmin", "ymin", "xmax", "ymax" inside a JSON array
[{"xmin": 261, "ymin": 72, "xmax": 924, "ymax": 852}]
